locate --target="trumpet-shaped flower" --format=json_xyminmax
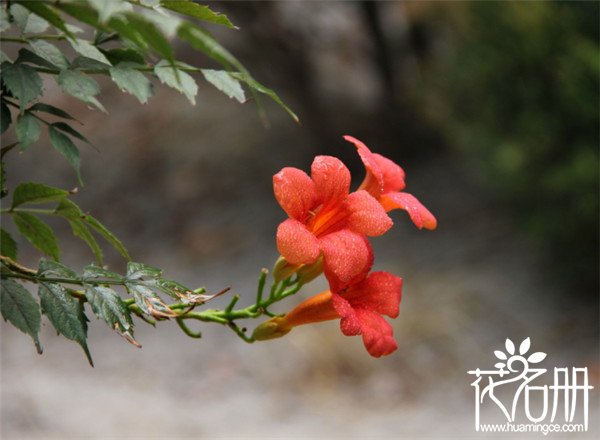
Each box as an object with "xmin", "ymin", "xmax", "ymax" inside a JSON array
[
  {"xmin": 274, "ymin": 155, "xmax": 392, "ymax": 285},
  {"xmin": 253, "ymin": 269, "xmax": 402, "ymax": 358},
  {"xmin": 344, "ymin": 135, "xmax": 437, "ymax": 230}
]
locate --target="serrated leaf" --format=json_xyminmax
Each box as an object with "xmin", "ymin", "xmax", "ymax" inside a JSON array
[
  {"xmin": 15, "ymin": 48, "xmax": 57, "ymax": 70},
  {"xmin": 160, "ymin": 1, "xmax": 235, "ymax": 29},
  {"xmin": 66, "ymin": 219, "xmax": 103, "ymax": 265},
  {"xmin": 81, "ymin": 214, "xmax": 130, "ymax": 260},
  {"xmin": 141, "ymin": 9, "xmax": 181, "ymax": 39},
  {"xmin": 178, "ymin": 22, "xmax": 237, "ymax": 68},
  {"xmin": 1, "ymin": 278, "xmax": 42, "ymax": 353},
  {"xmin": 1, "ymin": 101, "xmax": 11, "ymax": 134},
  {"xmin": 1, "ymin": 228, "xmax": 18, "ymax": 260},
  {"xmin": 126, "ymin": 261, "xmax": 162, "ymax": 280},
  {"xmin": 29, "ymin": 40, "xmax": 69, "ymax": 70},
  {"xmin": 10, "ymin": 4, "xmax": 49, "ymax": 34},
  {"xmin": 13, "ymin": 212, "xmax": 59, "ymax": 260},
  {"xmin": 69, "ymin": 40, "xmax": 111, "ymax": 66},
  {"xmin": 102, "ymin": 48, "xmax": 145, "ymax": 66},
  {"xmin": 156, "ymin": 278, "xmax": 193, "ymax": 298},
  {"xmin": 519, "ymin": 337, "xmax": 531, "ymax": 355},
  {"xmin": 16, "ymin": 112, "xmax": 41, "ymax": 151},
  {"xmin": 51, "ymin": 122, "xmax": 92, "ymax": 146},
  {"xmin": 12, "ymin": 182, "xmax": 68, "ymax": 209},
  {"xmin": 48, "ymin": 125, "xmax": 82, "ymax": 184},
  {"xmin": 70, "ymin": 56, "xmax": 111, "ymax": 71},
  {"xmin": 201, "ymin": 69, "xmax": 245, "ymax": 103},
  {"xmin": 125, "ymin": 13, "xmax": 174, "ymax": 61},
  {"xmin": 1, "ymin": 62, "xmax": 43, "ymax": 112},
  {"xmin": 38, "ymin": 282, "xmax": 92, "ymax": 366},
  {"xmin": 128, "ymin": 283, "xmax": 175, "ymax": 318},
  {"xmin": 38, "ymin": 258, "xmax": 78, "ymax": 279},
  {"xmin": 230, "ymin": 72, "xmax": 299, "ymax": 123},
  {"xmin": 109, "ymin": 63, "xmax": 153, "ymax": 104},
  {"xmin": 527, "ymin": 352, "xmax": 547, "ymax": 364},
  {"xmin": 57, "ymin": 69, "xmax": 105, "ymax": 112},
  {"xmin": 154, "ymin": 60, "xmax": 197, "ymax": 105},
  {"xmin": 54, "ymin": 198, "xmax": 82, "ymax": 219},
  {"xmin": 84, "ymin": 285, "xmax": 135, "ymax": 341},
  {"xmin": 29, "ymin": 102, "xmax": 78, "ymax": 122},
  {"xmin": 88, "ymin": 0, "xmax": 132, "ymax": 24},
  {"xmin": 83, "ymin": 265, "xmax": 123, "ymax": 281},
  {"xmin": 17, "ymin": 1, "xmax": 74, "ymax": 39}
]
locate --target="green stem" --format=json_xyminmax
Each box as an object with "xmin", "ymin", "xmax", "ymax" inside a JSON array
[
  {"xmin": 0, "ymin": 35, "xmax": 67, "ymax": 44},
  {"xmin": 1, "ymin": 207, "xmax": 57, "ymax": 215}
]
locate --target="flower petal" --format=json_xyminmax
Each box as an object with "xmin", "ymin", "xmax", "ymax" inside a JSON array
[
  {"xmin": 331, "ymin": 295, "xmax": 398, "ymax": 358},
  {"xmin": 284, "ymin": 290, "xmax": 338, "ymax": 328},
  {"xmin": 311, "ymin": 155, "xmax": 351, "ymax": 206},
  {"xmin": 320, "ymin": 230, "xmax": 373, "ymax": 290},
  {"xmin": 276, "ymin": 219, "xmax": 320, "ymax": 265},
  {"xmin": 343, "ymin": 271, "xmax": 402, "ymax": 318},
  {"xmin": 355, "ymin": 309, "xmax": 397, "ymax": 357},
  {"xmin": 346, "ymin": 190, "xmax": 393, "ymax": 236},
  {"xmin": 343, "ymin": 135, "xmax": 384, "ymax": 198},
  {"xmin": 380, "ymin": 192, "xmax": 437, "ymax": 230},
  {"xmin": 373, "ymin": 153, "xmax": 406, "ymax": 193},
  {"xmin": 331, "ymin": 293, "xmax": 361, "ymax": 335},
  {"xmin": 273, "ymin": 167, "xmax": 317, "ymax": 221}
]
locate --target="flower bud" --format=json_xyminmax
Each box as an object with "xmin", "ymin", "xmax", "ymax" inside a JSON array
[
  {"xmin": 272, "ymin": 256, "xmax": 301, "ymax": 282},
  {"xmin": 252, "ymin": 317, "xmax": 292, "ymax": 341},
  {"xmin": 296, "ymin": 255, "xmax": 324, "ymax": 284}
]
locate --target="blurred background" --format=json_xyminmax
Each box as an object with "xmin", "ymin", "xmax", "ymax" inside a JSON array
[{"xmin": 1, "ymin": 1, "xmax": 598, "ymax": 438}]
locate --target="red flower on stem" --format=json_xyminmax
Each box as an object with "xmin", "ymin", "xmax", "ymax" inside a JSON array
[
  {"xmin": 344, "ymin": 135, "xmax": 437, "ymax": 230},
  {"xmin": 253, "ymin": 265, "xmax": 402, "ymax": 358},
  {"xmin": 274, "ymin": 155, "xmax": 392, "ymax": 286}
]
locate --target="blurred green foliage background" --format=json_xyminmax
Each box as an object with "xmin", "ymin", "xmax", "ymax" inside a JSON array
[{"xmin": 416, "ymin": 1, "xmax": 598, "ymax": 292}]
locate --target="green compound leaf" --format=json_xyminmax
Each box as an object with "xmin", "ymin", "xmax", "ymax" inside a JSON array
[
  {"xmin": 67, "ymin": 218, "xmax": 103, "ymax": 265},
  {"xmin": 84, "ymin": 284, "xmax": 137, "ymax": 345},
  {"xmin": 178, "ymin": 22, "xmax": 237, "ymax": 68},
  {"xmin": 126, "ymin": 261, "xmax": 162, "ymax": 280},
  {"xmin": 109, "ymin": 63, "xmax": 153, "ymax": 104},
  {"xmin": 88, "ymin": 0, "xmax": 132, "ymax": 24},
  {"xmin": 15, "ymin": 112, "xmax": 41, "ymax": 151},
  {"xmin": 83, "ymin": 264, "xmax": 124, "ymax": 282},
  {"xmin": 51, "ymin": 122, "xmax": 92, "ymax": 146},
  {"xmin": 10, "ymin": 3, "xmax": 49, "ymax": 34},
  {"xmin": 15, "ymin": 48, "xmax": 57, "ymax": 70},
  {"xmin": 38, "ymin": 282, "xmax": 93, "ymax": 366},
  {"xmin": 29, "ymin": 102, "xmax": 78, "ymax": 122},
  {"xmin": 38, "ymin": 258, "xmax": 79, "ymax": 280},
  {"xmin": 54, "ymin": 198, "xmax": 82, "ymax": 219},
  {"xmin": 102, "ymin": 48, "xmax": 145, "ymax": 66},
  {"xmin": 69, "ymin": 39, "xmax": 111, "ymax": 66},
  {"xmin": 154, "ymin": 60, "xmax": 197, "ymax": 105},
  {"xmin": 13, "ymin": 212, "xmax": 59, "ymax": 261},
  {"xmin": 29, "ymin": 39, "xmax": 69, "ymax": 70},
  {"xmin": 16, "ymin": 0, "xmax": 74, "ymax": 39},
  {"xmin": 159, "ymin": 1, "xmax": 236, "ymax": 29},
  {"xmin": 1, "ymin": 101, "xmax": 12, "ymax": 134},
  {"xmin": 57, "ymin": 69, "xmax": 105, "ymax": 113},
  {"xmin": 125, "ymin": 13, "xmax": 174, "ymax": 61},
  {"xmin": 1, "ymin": 227, "xmax": 18, "ymax": 260},
  {"xmin": 201, "ymin": 69, "xmax": 245, "ymax": 103},
  {"xmin": 1, "ymin": 61, "xmax": 43, "ymax": 112},
  {"xmin": 82, "ymin": 214, "xmax": 130, "ymax": 261},
  {"xmin": 48, "ymin": 125, "xmax": 82, "ymax": 185},
  {"xmin": 12, "ymin": 182, "xmax": 68, "ymax": 209},
  {"xmin": 1, "ymin": 278, "xmax": 42, "ymax": 354}
]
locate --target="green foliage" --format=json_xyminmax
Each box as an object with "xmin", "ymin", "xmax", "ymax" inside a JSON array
[
  {"xmin": 0, "ymin": 0, "xmax": 302, "ymax": 365},
  {"xmin": 420, "ymin": 2, "xmax": 599, "ymax": 290},
  {"xmin": 14, "ymin": 212, "xmax": 60, "ymax": 260},
  {"xmin": 1, "ymin": 278, "xmax": 42, "ymax": 353}
]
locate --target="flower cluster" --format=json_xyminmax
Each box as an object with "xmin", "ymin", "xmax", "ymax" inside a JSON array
[{"xmin": 253, "ymin": 136, "xmax": 436, "ymax": 357}]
